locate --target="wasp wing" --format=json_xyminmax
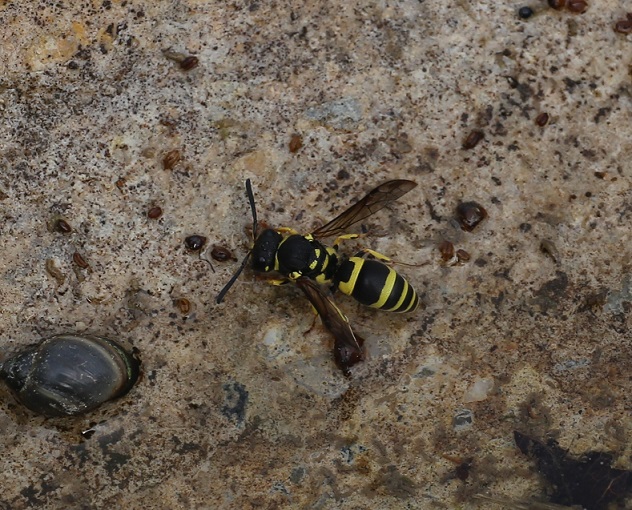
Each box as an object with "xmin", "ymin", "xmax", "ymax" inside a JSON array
[
  {"xmin": 295, "ymin": 277, "xmax": 364, "ymax": 376},
  {"xmin": 311, "ymin": 179, "xmax": 417, "ymax": 239}
]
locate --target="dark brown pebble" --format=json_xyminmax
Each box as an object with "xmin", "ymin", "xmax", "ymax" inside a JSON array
[
  {"xmin": 462, "ymin": 130, "xmax": 484, "ymax": 150},
  {"xmin": 147, "ymin": 206, "xmax": 163, "ymax": 219},
  {"xmin": 456, "ymin": 201, "xmax": 488, "ymax": 232},
  {"xmin": 185, "ymin": 235, "xmax": 207, "ymax": 251},
  {"xmin": 163, "ymin": 149, "xmax": 181, "ymax": 170},
  {"xmin": 535, "ymin": 112, "xmax": 549, "ymax": 126},
  {"xmin": 211, "ymin": 246, "xmax": 233, "ymax": 262}
]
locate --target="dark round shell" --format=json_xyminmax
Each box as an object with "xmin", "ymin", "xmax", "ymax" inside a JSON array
[{"xmin": 0, "ymin": 334, "xmax": 140, "ymax": 417}]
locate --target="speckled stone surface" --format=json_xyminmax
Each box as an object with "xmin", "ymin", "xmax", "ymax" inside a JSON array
[{"xmin": 1, "ymin": 1, "xmax": 631, "ymax": 508}]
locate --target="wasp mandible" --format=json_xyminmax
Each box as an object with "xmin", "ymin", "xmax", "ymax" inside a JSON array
[{"xmin": 216, "ymin": 179, "xmax": 419, "ymax": 375}]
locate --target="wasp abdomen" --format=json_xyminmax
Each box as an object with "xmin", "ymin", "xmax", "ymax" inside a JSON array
[{"xmin": 334, "ymin": 258, "xmax": 419, "ymax": 313}]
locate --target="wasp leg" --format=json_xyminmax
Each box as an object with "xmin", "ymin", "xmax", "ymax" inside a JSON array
[
  {"xmin": 276, "ymin": 226, "xmax": 300, "ymax": 235},
  {"xmin": 354, "ymin": 248, "xmax": 423, "ymax": 268},
  {"xmin": 255, "ymin": 274, "xmax": 290, "ymax": 286},
  {"xmin": 355, "ymin": 248, "xmax": 393, "ymax": 263},
  {"xmin": 332, "ymin": 233, "xmax": 364, "ymax": 250}
]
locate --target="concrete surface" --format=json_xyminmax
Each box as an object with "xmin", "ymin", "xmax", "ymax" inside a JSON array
[{"xmin": 0, "ymin": 0, "xmax": 631, "ymax": 508}]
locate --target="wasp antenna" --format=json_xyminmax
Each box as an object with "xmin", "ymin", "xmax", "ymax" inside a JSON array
[
  {"xmin": 216, "ymin": 251, "xmax": 251, "ymax": 304},
  {"xmin": 245, "ymin": 179, "xmax": 258, "ymax": 241}
]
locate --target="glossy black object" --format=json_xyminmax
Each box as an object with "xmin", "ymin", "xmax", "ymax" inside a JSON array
[{"xmin": 0, "ymin": 334, "xmax": 140, "ymax": 417}]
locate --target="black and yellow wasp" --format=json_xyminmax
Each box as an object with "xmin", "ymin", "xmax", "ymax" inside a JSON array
[{"xmin": 216, "ymin": 179, "xmax": 419, "ymax": 375}]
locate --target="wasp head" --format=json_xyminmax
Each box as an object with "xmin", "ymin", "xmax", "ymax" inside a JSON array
[{"xmin": 251, "ymin": 229, "xmax": 282, "ymax": 272}]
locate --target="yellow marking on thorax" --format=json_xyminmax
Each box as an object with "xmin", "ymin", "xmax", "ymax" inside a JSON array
[{"xmin": 337, "ymin": 259, "xmax": 363, "ymax": 297}]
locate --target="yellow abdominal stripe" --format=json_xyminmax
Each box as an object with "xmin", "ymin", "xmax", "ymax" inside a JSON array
[{"xmin": 374, "ymin": 269, "xmax": 398, "ymax": 309}]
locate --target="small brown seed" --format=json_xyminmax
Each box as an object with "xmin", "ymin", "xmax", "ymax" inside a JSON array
[
  {"xmin": 567, "ymin": 0, "xmax": 587, "ymax": 13},
  {"xmin": 174, "ymin": 297, "xmax": 191, "ymax": 315},
  {"xmin": 163, "ymin": 149, "xmax": 181, "ymax": 170},
  {"xmin": 548, "ymin": 0, "xmax": 565, "ymax": 9},
  {"xmin": 45, "ymin": 259, "xmax": 66, "ymax": 286},
  {"xmin": 73, "ymin": 252, "xmax": 90, "ymax": 269},
  {"xmin": 535, "ymin": 112, "xmax": 549, "ymax": 126},
  {"xmin": 456, "ymin": 201, "xmax": 488, "ymax": 232},
  {"xmin": 55, "ymin": 218, "xmax": 72, "ymax": 234},
  {"xmin": 462, "ymin": 130, "xmax": 484, "ymax": 150},
  {"xmin": 147, "ymin": 206, "xmax": 163, "ymax": 219},
  {"xmin": 211, "ymin": 245, "xmax": 234, "ymax": 262},
  {"xmin": 179, "ymin": 56, "xmax": 199, "ymax": 71},
  {"xmin": 614, "ymin": 19, "xmax": 632, "ymax": 34},
  {"xmin": 540, "ymin": 239, "xmax": 560, "ymax": 263},
  {"xmin": 289, "ymin": 134, "xmax": 303, "ymax": 153},
  {"xmin": 439, "ymin": 240, "xmax": 455, "ymax": 262},
  {"xmin": 456, "ymin": 249, "xmax": 471, "ymax": 263}
]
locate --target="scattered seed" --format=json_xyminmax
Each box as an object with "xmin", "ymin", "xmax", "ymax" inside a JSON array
[
  {"xmin": 163, "ymin": 149, "xmax": 181, "ymax": 170},
  {"xmin": 163, "ymin": 49, "xmax": 199, "ymax": 71},
  {"xmin": 179, "ymin": 56, "xmax": 199, "ymax": 71},
  {"xmin": 540, "ymin": 239, "xmax": 560, "ymax": 263},
  {"xmin": 535, "ymin": 112, "xmax": 549, "ymax": 126},
  {"xmin": 147, "ymin": 206, "xmax": 163, "ymax": 219},
  {"xmin": 439, "ymin": 240, "xmax": 455, "ymax": 262},
  {"xmin": 185, "ymin": 235, "xmax": 207, "ymax": 251},
  {"xmin": 456, "ymin": 249, "xmax": 471, "ymax": 263},
  {"xmin": 614, "ymin": 19, "xmax": 632, "ymax": 34},
  {"xmin": 548, "ymin": 0, "xmax": 565, "ymax": 10},
  {"xmin": 73, "ymin": 252, "xmax": 90, "ymax": 269},
  {"xmin": 211, "ymin": 245, "xmax": 234, "ymax": 262},
  {"xmin": 462, "ymin": 130, "xmax": 484, "ymax": 150},
  {"xmin": 173, "ymin": 297, "xmax": 191, "ymax": 315},
  {"xmin": 53, "ymin": 218, "xmax": 72, "ymax": 234},
  {"xmin": 45, "ymin": 259, "xmax": 66, "ymax": 286},
  {"xmin": 567, "ymin": 0, "xmax": 587, "ymax": 13},
  {"xmin": 518, "ymin": 6, "xmax": 534, "ymax": 19},
  {"xmin": 289, "ymin": 133, "xmax": 303, "ymax": 153},
  {"xmin": 456, "ymin": 201, "xmax": 488, "ymax": 232}
]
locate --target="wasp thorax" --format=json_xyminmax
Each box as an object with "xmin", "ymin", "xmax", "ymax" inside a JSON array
[
  {"xmin": 252, "ymin": 229, "xmax": 282, "ymax": 272},
  {"xmin": 0, "ymin": 334, "xmax": 140, "ymax": 417}
]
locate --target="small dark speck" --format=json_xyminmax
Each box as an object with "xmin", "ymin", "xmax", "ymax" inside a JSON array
[
  {"xmin": 518, "ymin": 6, "xmax": 534, "ymax": 19},
  {"xmin": 491, "ymin": 176, "xmax": 502, "ymax": 186},
  {"xmin": 507, "ymin": 143, "xmax": 519, "ymax": 151},
  {"xmin": 563, "ymin": 77, "xmax": 581, "ymax": 93},
  {"xmin": 585, "ymin": 191, "xmax": 592, "ymax": 198},
  {"xmin": 506, "ymin": 76, "xmax": 519, "ymax": 89},
  {"xmin": 519, "ymin": 222, "xmax": 532, "ymax": 233},
  {"xmin": 593, "ymin": 107, "xmax": 610, "ymax": 123},
  {"xmin": 337, "ymin": 169, "xmax": 350, "ymax": 180}
]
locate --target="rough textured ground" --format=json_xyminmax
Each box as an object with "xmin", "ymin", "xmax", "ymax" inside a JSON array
[{"xmin": 0, "ymin": 1, "xmax": 631, "ymax": 509}]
